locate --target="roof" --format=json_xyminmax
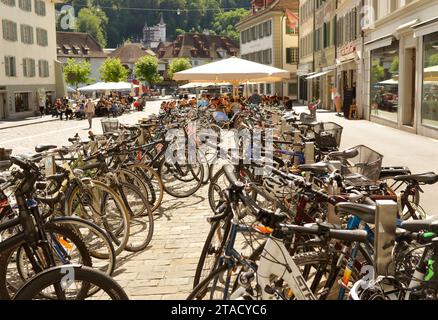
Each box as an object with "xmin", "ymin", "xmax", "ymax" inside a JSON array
[
  {"xmin": 156, "ymin": 33, "xmax": 239, "ymax": 60},
  {"xmin": 56, "ymin": 32, "xmax": 107, "ymax": 58},
  {"xmin": 109, "ymin": 43, "xmax": 156, "ymax": 64},
  {"xmin": 237, "ymin": 0, "xmax": 299, "ymax": 27}
]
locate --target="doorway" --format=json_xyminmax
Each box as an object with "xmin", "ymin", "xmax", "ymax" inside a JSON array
[
  {"xmin": 403, "ymin": 48, "xmax": 416, "ymax": 127},
  {"xmin": 0, "ymin": 93, "xmax": 6, "ymax": 120}
]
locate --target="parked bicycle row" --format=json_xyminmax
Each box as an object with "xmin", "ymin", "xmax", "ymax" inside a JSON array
[{"xmin": 0, "ymin": 100, "xmax": 437, "ymax": 300}]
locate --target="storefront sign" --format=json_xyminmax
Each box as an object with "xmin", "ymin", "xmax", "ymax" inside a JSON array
[{"xmin": 341, "ymin": 42, "xmax": 356, "ymax": 56}]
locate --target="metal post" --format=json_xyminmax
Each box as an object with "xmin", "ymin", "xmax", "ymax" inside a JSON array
[
  {"xmin": 304, "ymin": 142, "xmax": 315, "ymax": 164},
  {"xmin": 374, "ymin": 200, "xmax": 397, "ymax": 277},
  {"xmin": 293, "ymin": 130, "xmax": 302, "ymax": 167}
]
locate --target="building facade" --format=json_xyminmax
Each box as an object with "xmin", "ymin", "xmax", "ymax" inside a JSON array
[
  {"xmin": 236, "ymin": 0, "xmax": 299, "ymax": 98},
  {"xmin": 0, "ymin": 0, "xmax": 63, "ymax": 120},
  {"xmin": 335, "ymin": 0, "xmax": 363, "ymax": 116},
  {"xmin": 143, "ymin": 14, "xmax": 166, "ymax": 49},
  {"xmin": 310, "ymin": 0, "xmax": 337, "ymax": 110},
  {"xmin": 57, "ymin": 32, "xmax": 107, "ymax": 88},
  {"xmin": 156, "ymin": 33, "xmax": 239, "ymax": 81},
  {"xmin": 363, "ymin": 0, "xmax": 438, "ymax": 139},
  {"xmin": 297, "ymin": 0, "xmax": 314, "ymax": 103}
]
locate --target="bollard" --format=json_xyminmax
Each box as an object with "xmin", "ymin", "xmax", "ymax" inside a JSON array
[
  {"xmin": 374, "ymin": 200, "xmax": 397, "ymax": 276},
  {"xmin": 293, "ymin": 131, "xmax": 302, "ymax": 167},
  {"xmin": 44, "ymin": 155, "xmax": 56, "ymax": 176},
  {"xmin": 304, "ymin": 142, "xmax": 315, "ymax": 164}
]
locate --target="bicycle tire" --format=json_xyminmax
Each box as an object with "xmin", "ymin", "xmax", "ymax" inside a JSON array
[
  {"xmin": 0, "ymin": 222, "xmax": 92, "ymax": 300},
  {"xmin": 65, "ymin": 179, "xmax": 130, "ymax": 256},
  {"xmin": 119, "ymin": 182, "xmax": 154, "ymax": 252},
  {"xmin": 13, "ymin": 265, "xmax": 129, "ymax": 300}
]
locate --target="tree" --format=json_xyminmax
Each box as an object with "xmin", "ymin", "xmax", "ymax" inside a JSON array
[
  {"xmin": 134, "ymin": 55, "xmax": 163, "ymax": 84},
  {"xmin": 75, "ymin": 7, "xmax": 109, "ymax": 48},
  {"xmin": 168, "ymin": 58, "xmax": 192, "ymax": 80},
  {"xmin": 212, "ymin": 8, "xmax": 249, "ymax": 41},
  {"xmin": 99, "ymin": 58, "xmax": 129, "ymax": 82},
  {"xmin": 63, "ymin": 58, "xmax": 93, "ymax": 89}
]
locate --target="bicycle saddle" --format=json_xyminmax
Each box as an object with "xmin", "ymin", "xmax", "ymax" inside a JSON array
[
  {"xmin": 401, "ymin": 216, "xmax": 438, "ymax": 233},
  {"xmin": 35, "ymin": 144, "xmax": 57, "ymax": 153},
  {"xmin": 328, "ymin": 148, "xmax": 359, "ymax": 161},
  {"xmin": 335, "ymin": 203, "xmax": 376, "ymax": 224},
  {"xmin": 394, "ymin": 172, "xmax": 438, "ymax": 185}
]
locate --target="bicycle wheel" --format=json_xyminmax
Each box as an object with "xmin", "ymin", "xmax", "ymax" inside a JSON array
[
  {"xmin": 51, "ymin": 216, "xmax": 116, "ymax": 276},
  {"xmin": 126, "ymin": 163, "xmax": 164, "ymax": 213},
  {"xmin": 159, "ymin": 155, "xmax": 204, "ymax": 198},
  {"xmin": 0, "ymin": 223, "xmax": 92, "ymax": 300},
  {"xmin": 193, "ymin": 218, "xmax": 232, "ymax": 288},
  {"xmin": 65, "ymin": 179, "xmax": 130, "ymax": 256},
  {"xmin": 188, "ymin": 264, "xmax": 233, "ymax": 300},
  {"xmin": 13, "ymin": 265, "xmax": 129, "ymax": 300},
  {"xmin": 119, "ymin": 182, "xmax": 154, "ymax": 252}
]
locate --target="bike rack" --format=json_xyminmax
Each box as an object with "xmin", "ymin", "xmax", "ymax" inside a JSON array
[{"xmin": 374, "ymin": 200, "xmax": 397, "ymax": 277}]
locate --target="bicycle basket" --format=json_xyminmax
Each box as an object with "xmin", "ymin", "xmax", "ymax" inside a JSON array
[
  {"xmin": 341, "ymin": 145, "xmax": 384, "ymax": 184},
  {"xmin": 313, "ymin": 122, "xmax": 343, "ymax": 150},
  {"xmin": 101, "ymin": 119, "xmax": 119, "ymax": 134}
]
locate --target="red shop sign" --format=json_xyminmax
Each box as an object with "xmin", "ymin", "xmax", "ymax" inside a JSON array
[{"xmin": 341, "ymin": 42, "xmax": 356, "ymax": 56}]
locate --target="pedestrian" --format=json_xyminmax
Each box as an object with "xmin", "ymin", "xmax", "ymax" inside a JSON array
[
  {"xmin": 39, "ymin": 99, "xmax": 45, "ymax": 118},
  {"xmin": 249, "ymin": 89, "xmax": 262, "ymax": 106},
  {"xmin": 85, "ymin": 98, "xmax": 96, "ymax": 129}
]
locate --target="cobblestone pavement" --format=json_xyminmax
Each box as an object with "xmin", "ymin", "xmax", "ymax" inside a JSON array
[{"xmin": 113, "ymin": 188, "xmax": 211, "ymax": 300}]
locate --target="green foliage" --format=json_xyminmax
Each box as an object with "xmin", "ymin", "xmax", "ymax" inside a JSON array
[
  {"xmin": 134, "ymin": 55, "xmax": 163, "ymax": 84},
  {"xmin": 371, "ymin": 59, "xmax": 385, "ymax": 84},
  {"xmin": 390, "ymin": 56, "xmax": 399, "ymax": 74},
  {"xmin": 75, "ymin": 7, "xmax": 109, "ymax": 48},
  {"xmin": 427, "ymin": 53, "xmax": 438, "ymax": 67},
  {"xmin": 58, "ymin": 0, "xmax": 251, "ymax": 47},
  {"xmin": 212, "ymin": 8, "xmax": 249, "ymax": 41},
  {"xmin": 168, "ymin": 58, "xmax": 192, "ymax": 80},
  {"xmin": 99, "ymin": 58, "xmax": 129, "ymax": 82},
  {"xmin": 64, "ymin": 58, "xmax": 93, "ymax": 89}
]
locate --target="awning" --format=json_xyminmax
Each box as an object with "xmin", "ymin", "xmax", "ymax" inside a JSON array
[
  {"xmin": 413, "ymin": 17, "xmax": 438, "ymax": 38},
  {"xmin": 306, "ymin": 71, "xmax": 330, "ymax": 80},
  {"xmin": 364, "ymin": 35, "xmax": 394, "ymax": 51}
]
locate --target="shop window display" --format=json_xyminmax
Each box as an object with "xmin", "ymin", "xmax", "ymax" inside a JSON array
[
  {"xmin": 370, "ymin": 40, "xmax": 399, "ymax": 122},
  {"xmin": 422, "ymin": 32, "xmax": 438, "ymax": 128}
]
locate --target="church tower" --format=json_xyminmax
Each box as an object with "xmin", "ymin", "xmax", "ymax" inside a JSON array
[{"xmin": 157, "ymin": 13, "xmax": 166, "ymax": 42}]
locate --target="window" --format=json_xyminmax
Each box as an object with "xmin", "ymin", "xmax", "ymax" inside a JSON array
[
  {"xmin": 18, "ymin": 0, "xmax": 31, "ymax": 11},
  {"xmin": 370, "ymin": 40, "xmax": 399, "ymax": 122},
  {"xmin": 20, "ymin": 24, "xmax": 33, "ymax": 44},
  {"xmin": 2, "ymin": 19, "xmax": 17, "ymax": 41},
  {"xmin": 15, "ymin": 92, "xmax": 30, "ymax": 113},
  {"xmin": 286, "ymin": 48, "xmax": 298, "ymax": 64},
  {"xmin": 288, "ymin": 83, "xmax": 297, "ymax": 96},
  {"xmin": 36, "ymin": 27, "xmax": 48, "ymax": 46},
  {"xmin": 34, "ymin": 0, "xmax": 45, "ymax": 16},
  {"xmin": 38, "ymin": 59, "xmax": 49, "ymax": 77},
  {"xmin": 23, "ymin": 58, "xmax": 35, "ymax": 77},
  {"xmin": 422, "ymin": 32, "xmax": 438, "ymax": 128},
  {"xmin": 4, "ymin": 56, "xmax": 16, "ymax": 76},
  {"xmin": 1, "ymin": 0, "xmax": 15, "ymax": 6}
]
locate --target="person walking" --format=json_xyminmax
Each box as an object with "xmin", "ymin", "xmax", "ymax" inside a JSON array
[
  {"xmin": 85, "ymin": 99, "xmax": 95, "ymax": 129},
  {"xmin": 39, "ymin": 99, "xmax": 45, "ymax": 118}
]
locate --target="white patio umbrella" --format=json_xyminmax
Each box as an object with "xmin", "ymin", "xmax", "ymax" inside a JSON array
[
  {"xmin": 179, "ymin": 82, "xmax": 232, "ymax": 89},
  {"xmin": 173, "ymin": 56, "xmax": 290, "ymax": 97},
  {"xmin": 78, "ymin": 82, "xmax": 138, "ymax": 92}
]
